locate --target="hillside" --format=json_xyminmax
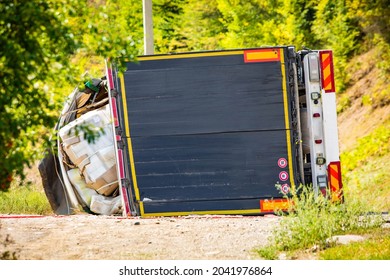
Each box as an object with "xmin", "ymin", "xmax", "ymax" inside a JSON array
[{"xmin": 338, "ymin": 47, "xmax": 390, "ymax": 211}]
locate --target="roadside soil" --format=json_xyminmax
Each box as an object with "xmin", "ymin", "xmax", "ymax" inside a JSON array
[{"xmin": 0, "ymin": 214, "xmax": 280, "ymax": 260}]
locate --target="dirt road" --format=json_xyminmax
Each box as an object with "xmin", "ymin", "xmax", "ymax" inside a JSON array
[{"xmin": 0, "ymin": 214, "xmax": 280, "ymax": 260}]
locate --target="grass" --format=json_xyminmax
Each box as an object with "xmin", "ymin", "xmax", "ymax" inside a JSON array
[
  {"xmin": 0, "ymin": 164, "xmax": 53, "ymax": 215},
  {"xmin": 341, "ymin": 120, "xmax": 390, "ymax": 173},
  {"xmin": 340, "ymin": 119, "xmax": 390, "ymax": 212},
  {"xmin": 320, "ymin": 227, "xmax": 390, "ymax": 260},
  {"xmin": 0, "ymin": 184, "xmax": 52, "ymax": 215},
  {"xmin": 256, "ymin": 185, "xmax": 385, "ymax": 260},
  {"xmin": 342, "ymin": 154, "xmax": 390, "ymax": 212}
]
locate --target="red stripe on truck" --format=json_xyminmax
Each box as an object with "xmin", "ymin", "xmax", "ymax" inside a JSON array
[
  {"xmin": 328, "ymin": 161, "xmax": 343, "ymax": 202},
  {"xmin": 319, "ymin": 50, "xmax": 336, "ymax": 93}
]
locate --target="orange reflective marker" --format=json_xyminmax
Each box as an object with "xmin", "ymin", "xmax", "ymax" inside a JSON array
[{"xmin": 244, "ymin": 49, "xmax": 280, "ymax": 63}]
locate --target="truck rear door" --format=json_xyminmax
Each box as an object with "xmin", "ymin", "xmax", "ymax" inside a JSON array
[{"xmin": 109, "ymin": 47, "xmax": 299, "ymax": 216}]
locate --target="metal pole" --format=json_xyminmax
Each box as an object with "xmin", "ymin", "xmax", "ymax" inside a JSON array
[{"xmin": 143, "ymin": 0, "xmax": 154, "ymax": 55}]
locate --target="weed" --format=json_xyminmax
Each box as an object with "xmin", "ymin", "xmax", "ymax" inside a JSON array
[
  {"xmin": 257, "ymin": 185, "xmax": 383, "ymax": 259},
  {"xmin": 361, "ymin": 94, "xmax": 372, "ymax": 107},
  {"xmin": 257, "ymin": 245, "xmax": 279, "ymax": 260}
]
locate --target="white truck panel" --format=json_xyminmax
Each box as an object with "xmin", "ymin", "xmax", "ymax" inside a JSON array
[{"xmin": 322, "ymin": 92, "xmax": 340, "ymax": 163}]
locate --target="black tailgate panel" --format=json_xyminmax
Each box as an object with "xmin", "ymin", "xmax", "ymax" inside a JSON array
[
  {"xmin": 119, "ymin": 49, "xmax": 294, "ymax": 215},
  {"xmin": 133, "ymin": 130, "xmax": 287, "ymax": 200},
  {"xmin": 124, "ymin": 60, "xmax": 286, "ymax": 136}
]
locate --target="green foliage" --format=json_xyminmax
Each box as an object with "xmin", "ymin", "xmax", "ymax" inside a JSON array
[
  {"xmin": 341, "ymin": 121, "xmax": 390, "ymax": 172},
  {"xmin": 0, "ymin": 0, "xmax": 139, "ymax": 190},
  {"xmin": 217, "ymin": 0, "xmax": 278, "ymax": 48},
  {"xmin": 320, "ymin": 228, "xmax": 390, "ymax": 260},
  {"xmin": 347, "ymin": 0, "xmax": 390, "ymax": 73},
  {"xmin": 257, "ymin": 185, "xmax": 383, "ymax": 259},
  {"xmin": 337, "ymin": 94, "xmax": 351, "ymax": 114},
  {"xmin": 0, "ymin": 0, "xmax": 72, "ymax": 189},
  {"xmin": 266, "ymin": 0, "xmax": 319, "ymax": 48},
  {"xmin": 312, "ymin": 0, "xmax": 361, "ymax": 92},
  {"xmin": 341, "ymin": 120, "xmax": 390, "ymax": 212},
  {"xmin": 344, "ymin": 156, "xmax": 390, "ymax": 212},
  {"xmin": 153, "ymin": 0, "xmax": 188, "ymax": 53},
  {"xmin": 176, "ymin": 0, "xmax": 226, "ymax": 51},
  {"xmin": 257, "ymin": 245, "xmax": 279, "ymax": 260},
  {"xmin": 71, "ymin": 123, "xmax": 105, "ymax": 144}
]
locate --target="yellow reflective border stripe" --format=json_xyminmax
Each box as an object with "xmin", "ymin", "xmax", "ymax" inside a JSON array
[
  {"xmin": 138, "ymin": 50, "xmax": 244, "ymax": 61},
  {"xmin": 119, "ymin": 74, "xmax": 143, "ymax": 214},
  {"xmin": 280, "ymin": 49, "xmax": 295, "ymax": 188},
  {"xmin": 122, "ymin": 48, "xmax": 294, "ymax": 217},
  {"xmin": 140, "ymin": 205, "xmax": 261, "ymax": 217}
]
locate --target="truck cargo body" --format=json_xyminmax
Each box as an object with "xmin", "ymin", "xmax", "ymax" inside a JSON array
[
  {"xmin": 40, "ymin": 46, "xmax": 342, "ymax": 216},
  {"xmin": 112, "ymin": 47, "xmax": 302, "ymax": 216}
]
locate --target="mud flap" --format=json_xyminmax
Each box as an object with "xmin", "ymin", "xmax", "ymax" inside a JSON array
[{"xmin": 38, "ymin": 149, "xmax": 72, "ymax": 215}]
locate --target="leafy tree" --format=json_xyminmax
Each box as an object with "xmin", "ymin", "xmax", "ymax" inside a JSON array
[
  {"xmin": 153, "ymin": 0, "xmax": 188, "ymax": 53},
  {"xmin": 274, "ymin": 0, "xmax": 319, "ymax": 48},
  {"xmin": 0, "ymin": 0, "xmax": 74, "ymax": 190},
  {"xmin": 206, "ymin": 0, "xmax": 319, "ymax": 49},
  {"xmin": 177, "ymin": 0, "xmax": 226, "ymax": 51},
  {"xmin": 347, "ymin": 0, "xmax": 390, "ymax": 73},
  {"xmin": 312, "ymin": 0, "xmax": 361, "ymax": 91},
  {"xmin": 217, "ymin": 0, "xmax": 281, "ymax": 48},
  {"xmin": 0, "ymin": 0, "xmax": 138, "ymax": 191}
]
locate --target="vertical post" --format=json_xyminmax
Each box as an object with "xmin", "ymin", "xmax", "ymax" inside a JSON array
[{"xmin": 143, "ymin": 0, "xmax": 154, "ymax": 55}]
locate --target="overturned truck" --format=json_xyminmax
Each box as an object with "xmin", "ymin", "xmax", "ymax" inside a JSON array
[{"xmin": 40, "ymin": 46, "xmax": 343, "ymax": 217}]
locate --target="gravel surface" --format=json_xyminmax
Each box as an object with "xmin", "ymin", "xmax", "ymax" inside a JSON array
[{"xmin": 0, "ymin": 214, "xmax": 280, "ymax": 260}]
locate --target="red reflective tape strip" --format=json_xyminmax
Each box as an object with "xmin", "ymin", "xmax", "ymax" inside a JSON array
[
  {"xmin": 322, "ymin": 53, "xmax": 331, "ymax": 68},
  {"xmin": 118, "ymin": 149, "xmax": 125, "ymax": 179},
  {"xmin": 116, "ymin": 135, "xmax": 121, "ymax": 141},
  {"xmin": 107, "ymin": 67, "xmax": 114, "ymax": 89},
  {"xmin": 111, "ymin": 97, "xmax": 119, "ymax": 127},
  {"xmin": 122, "ymin": 187, "xmax": 131, "ymax": 214},
  {"xmin": 323, "ymin": 74, "xmax": 332, "ymax": 89},
  {"xmin": 244, "ymin": 49, "xmax": 280, "ymax": 63},
  {"xmin": 0, "ymin": 215, "xmax": 52, "ymax": 219},
  {"xmin": 320, "ymin": 51, "xmax": 336, "ymax": 93},
  {"xmin": 118, "ymin": 148, "xmax": 131, "ymax": 215}
]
